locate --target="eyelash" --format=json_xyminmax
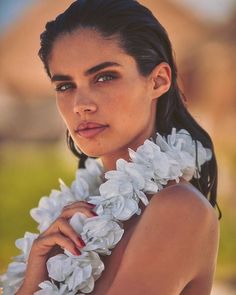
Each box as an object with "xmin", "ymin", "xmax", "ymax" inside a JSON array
[
  {"xmin": 55, "ymin": 83, "xmax": 74, "ymax": 92},
  {"xmin": 95, "ymin": 72, "xmax": 117, "ymax": 83},
  {"xmin": 54, "ymin": 72, "xmax": 118, "ymax": 93}
]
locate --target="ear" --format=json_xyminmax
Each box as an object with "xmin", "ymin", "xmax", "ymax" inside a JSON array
[{"xmin": 148, "ymin": 62, "xmax": 172, "ymax": 100}]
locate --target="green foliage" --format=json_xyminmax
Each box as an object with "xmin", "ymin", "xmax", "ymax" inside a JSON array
[
  {"xmin": 215, "ymin": 202, "xmax": 236, "ymax": 283},
  {"xmin": 0, "ymin": 143, "xmax": 76, "ymax": 273}
]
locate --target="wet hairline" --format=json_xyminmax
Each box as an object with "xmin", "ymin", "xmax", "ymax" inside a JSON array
[{"xmin": 46, "ymin": 26, "xmax": 134, "ymax": 78}]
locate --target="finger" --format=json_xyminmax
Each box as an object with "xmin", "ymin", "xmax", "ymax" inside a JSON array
[
  {"xmin": 63, "ymin": 201, "xmax": 95, "ymax": 211},
  {"xmin": 42, "ymin": 217, "xmax": 85, "ymax": 248},
  {"xmin": 34, "ymin": 233, "xmax": 81, "ymax": 256},
  {"xmin": 61, "ymin": 206, "xmax": 97, "ymax": 219},
  {"xmin": 57, "ymin": 217, "xmax": 86, "ymax": 248}
]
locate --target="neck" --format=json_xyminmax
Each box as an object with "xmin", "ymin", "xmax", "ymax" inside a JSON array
[
  {"xmin": 100, "ymin": 129, "xmax": 157, "ymax": 172},
  {"xmin": 100, "ymin": 149, "xmax": 130, "ymax": 172}
]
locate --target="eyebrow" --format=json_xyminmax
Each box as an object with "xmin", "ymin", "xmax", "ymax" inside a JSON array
[{"xmin": 51, "ymin": 61, "xmax": 122, "ymax": 82}]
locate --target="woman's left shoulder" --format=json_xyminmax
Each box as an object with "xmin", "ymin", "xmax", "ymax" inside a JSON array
[
  {"xmin": 146, "ymin": 181, "xmax": 219, "ymax": 229},
  {"xmin": 106, "ymin": 182, "xmax": 219, "ymax": 294}
]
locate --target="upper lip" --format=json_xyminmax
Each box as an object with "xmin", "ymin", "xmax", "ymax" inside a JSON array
[{"xmin": 75, "ymin": 122, "xmax": 108, "ymax": 131}]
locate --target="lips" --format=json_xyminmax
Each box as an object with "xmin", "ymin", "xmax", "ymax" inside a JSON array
[{"xmin": 75, "ymin": 122, "xmax": 109, "ymax": 138}]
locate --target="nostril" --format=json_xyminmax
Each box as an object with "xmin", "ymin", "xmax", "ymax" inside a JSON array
[{"xmin": 73, "ymin": 103, "xmax": 97, "ymax": 114}]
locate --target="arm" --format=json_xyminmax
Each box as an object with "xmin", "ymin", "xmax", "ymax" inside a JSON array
[
  {"xmin": 107, "ymin": 183, "xmax": 219, "ymax": 295},
  {"xmin": 16, "ymin": 201, "xmax": 97, "ymax": 295}
]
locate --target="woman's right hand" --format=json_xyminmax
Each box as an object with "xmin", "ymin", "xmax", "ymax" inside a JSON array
[{"xmin": 16, "ymin": 201, "xmax": 97, "ymax": 295}]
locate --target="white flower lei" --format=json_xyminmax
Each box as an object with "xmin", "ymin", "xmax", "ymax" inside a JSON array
[{"xmin": 1, "ymin": 128, "xmax": 212, "ymax": 294}]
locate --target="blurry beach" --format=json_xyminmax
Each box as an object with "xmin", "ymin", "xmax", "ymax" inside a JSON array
[{"xmin": 0, "ymin": 0, "xmax": 235, "ymax": 293}]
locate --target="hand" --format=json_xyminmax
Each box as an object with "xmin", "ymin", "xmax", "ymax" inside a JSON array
[
  {"xmin": 32, "ymin": 201, "xmax": 97, "ymax": 257},
  {"xmin": 16, "ymin": 201, "xmax": 97, "ymax": 295}
]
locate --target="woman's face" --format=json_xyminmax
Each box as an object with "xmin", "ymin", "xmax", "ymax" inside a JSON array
[{"xmin": 48, "ymin": 28, "xmax": 165, "ymax": 166}]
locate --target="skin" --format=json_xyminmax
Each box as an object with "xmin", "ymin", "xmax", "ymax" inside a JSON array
[
  {"xmin": 16, "ymin": 28, "xmax": 219, "ymax": 294},
  {"xmin": 49, "ymin": 28, "xmax": 171, "ymax": 171}
]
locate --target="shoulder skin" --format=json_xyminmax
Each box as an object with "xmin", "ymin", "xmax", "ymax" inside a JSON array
[{"xmin": 106, "ymin": 182, "xmax": 219, "ymax": 295}]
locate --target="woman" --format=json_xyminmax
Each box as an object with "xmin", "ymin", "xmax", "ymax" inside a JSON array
[{"xmin": 14, "ymin": 0, "xmax": 220, "ymax": 294}]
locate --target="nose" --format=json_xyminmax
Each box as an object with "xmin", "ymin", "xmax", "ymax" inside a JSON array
[{"xmin": 73, "ymin": 93, "xmax": 97, "ymax": 115}]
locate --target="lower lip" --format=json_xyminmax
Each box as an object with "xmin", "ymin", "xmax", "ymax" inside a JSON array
[{"xmin": 77, "ymin": 126, "xmax": 108, "ymax": 138}]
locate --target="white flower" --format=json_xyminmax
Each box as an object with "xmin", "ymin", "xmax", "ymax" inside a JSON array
[
  {"xmin": 155, "ymin": 129, "xmax": 196, "ymax": 180},
  {"xmin": 30, "ymin": 159, "xmax": 103, "ymax": 233},
  {"xmin": 75, "ymin": 159, "xmax": 104, "ymax": 195},
  {"xmin": 1, "ymin": 261, "xmax": 26, "ymax": 294},
  {"xmin": 82, "ymin": 217, "xmax": 124, "ymax": 254},
  {"xmin": 34, "ymin": 281, "xmax": 75, "ymax": 295},
  {"xmin": 155, "ymin": 129, "xmax": 212, "ymax": 180},
  {"xmin": 70, "ymin": 177, "xmax": 90, "ymax": 202},
  {"xmin": 65, "ymin": 251, "xmax": 104, "ymax": 293},
  {"xmin": 15, "ymin": 232, "xmax": 39, "ymax": 260},
  {"xmin": 100, "ymin": 176, "xmax": 134, "ymax": 198},
  {"xmin": 58, "ymin": 179, "xmax": 78, "ymax": 202},
  {"xmin": 104, "ymin": 159, "xmax": 150, "ymax": 206},
  {"xmin": 92, "ymin": 194, "xmax": 140, "ymax": 220},
  {"xmin": 30, "ymin": 189, "xmax": 70, "ymax": 232},
  {"xmin": 46, "ymin": 251, "xmax": 104, "ymax": 293},
  {"xmin": 96, "ymin": 177, "xmax": 140, "ymax": 219},
  {"xmin": 47, "ymin": 254, "xmax": 74, "ymax": 282},
  {"xmin": 127, "ymin": 162, "xmax": 159, "ymax": 193},
  {"xmin": 69, "ymin": 213, "xmax": 124, "ymax": 255},
  {"xmin": 66, "ymin": 264, "xmax": 92, "ymax": 292},
  {"xmin": 129, "ymin": 139, "xmax": 181, "ymax": 188}
]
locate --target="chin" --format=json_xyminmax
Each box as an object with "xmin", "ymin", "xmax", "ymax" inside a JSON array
[
  {"xmin": 76, "ymin": 137, "xmax": 130, "ymax": 159},
  {"xmin": 78, "ymin": 146, "xmax": 107, "ymax": 158}
]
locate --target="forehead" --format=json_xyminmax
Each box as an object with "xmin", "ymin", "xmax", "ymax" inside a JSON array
[{"xmin": 48, "ymin": 28, "xmax": 134, "ymax": 74}]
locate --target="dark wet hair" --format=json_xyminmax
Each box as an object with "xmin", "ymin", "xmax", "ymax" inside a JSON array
[{"xmin": 38, "ymin": 0, "xmax": 221, "ymax": 218}]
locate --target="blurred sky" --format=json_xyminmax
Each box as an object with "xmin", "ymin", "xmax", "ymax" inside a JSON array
[
  {"xmin": 0, "ymin": 0, "xmax": 38, "ymax": 34},
  {"xmin": 0, "ymin": 0, "xmax": 235, "ymax": 36}
]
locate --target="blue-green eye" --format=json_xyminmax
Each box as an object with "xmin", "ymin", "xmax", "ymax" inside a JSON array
[{"xmin": 55, "ymin": 83, "xmax": 75, "ymax": 92}]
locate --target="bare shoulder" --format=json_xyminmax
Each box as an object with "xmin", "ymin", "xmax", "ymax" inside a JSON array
[
  {"xmin": 142, "ymin": 182, "xmax": 220, "ymax": 264},
  {"xmin": 147, "ymin": 181, "xmax": 219, "ymax": 229},
  {"xmin": 107, "ymin": 182, "xmax": 219, "ymax": 294}
]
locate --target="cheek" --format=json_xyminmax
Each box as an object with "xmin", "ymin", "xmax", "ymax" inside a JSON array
[
  {"xmin": 112, "ymin": 90, "xmax": 150, "ymax": 122},
  {"xmin": 108, "ymin": 95, "xmax": 150, "ymax": 136}
]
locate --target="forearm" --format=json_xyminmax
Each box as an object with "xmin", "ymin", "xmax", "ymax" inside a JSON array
[{"xmin": 16, "ymin": 256, "xmax": 48, "ymax": 295}]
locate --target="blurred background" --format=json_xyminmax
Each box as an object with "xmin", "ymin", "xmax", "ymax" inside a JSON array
[{"xmin": 0, "ymin": 0, "xmax": 235, "ymax": 293}]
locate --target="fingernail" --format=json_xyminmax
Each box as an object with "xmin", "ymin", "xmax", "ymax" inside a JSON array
[
  {"xmin": 91, "ymin": 211, "xmax": 98, "ymax": 216},
  {"xmin": 74, "ymin": 247, "xmax": 81, "ymax": 256},
  {"xmin": 76, "ymin": 237, "xmax": 86, "ymax": 247},
  {"xmin": 87, "ymin": 202, "xmax": 96, "ymax": 207}
]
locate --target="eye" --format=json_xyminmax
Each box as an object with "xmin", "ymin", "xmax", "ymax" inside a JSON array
[
  {"xmin": 95, "ymin": 72, "xmax": 118, "ymax": 83},
  {"xmin": 55, "ymin": 83, "xmax": 75, "ymax": 92}
]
